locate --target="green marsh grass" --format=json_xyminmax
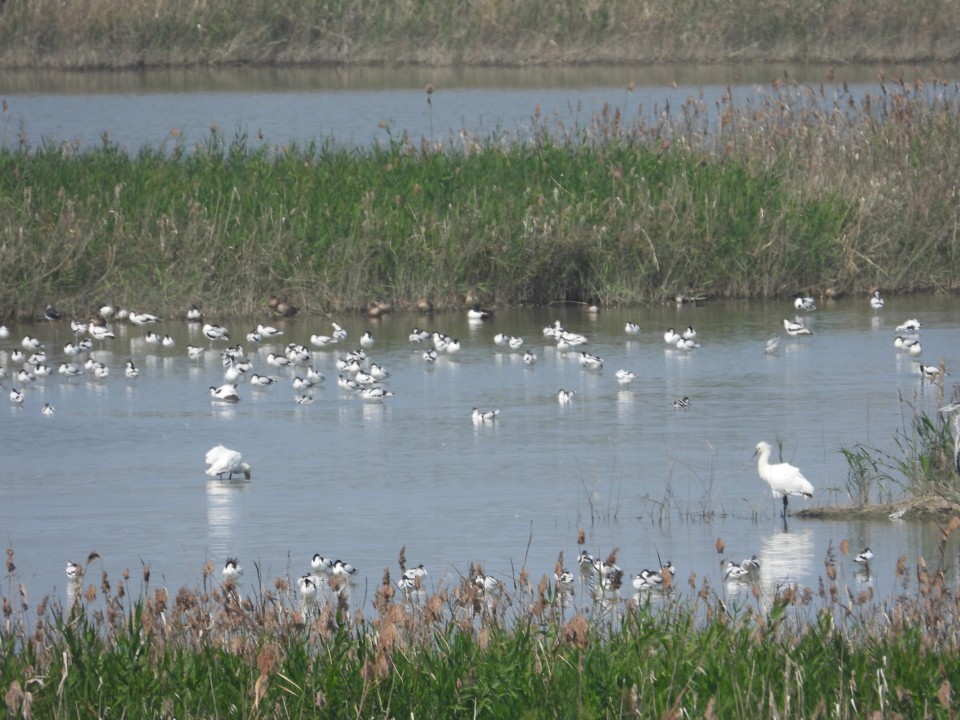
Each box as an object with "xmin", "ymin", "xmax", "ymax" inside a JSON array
[
  {"xmin": 1, "ymin": 0, "xmax": 959, "ymax": 68},
  {"xmin": 3, "ymin": 75, "xmax": 960, "ymax": 318},
  {"xmin": 3, "ymin": 530, "xmax": 960, "ymax": 719},
  {"xmin": 841, "ymin": 387, "xmax": 960, "ymax": 505}
]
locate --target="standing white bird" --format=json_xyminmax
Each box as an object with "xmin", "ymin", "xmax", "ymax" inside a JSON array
[
  {"xmin": 205, "ymin": 446, "xmax": 251, "ymax": 480},
  {"xmin": 782, "ymin": 318, "xmax": 812, "ymax": 339},
  {"xmin": 765, "ymin": 335, "xmax": 781, "ymax": 354},
  {"xmin": 752, "ymin": 441, "xmax": 814, "ymax": 517},
  {"xmin": 870, "ymin": 290, "xmax": 884, "ymax": 310}
]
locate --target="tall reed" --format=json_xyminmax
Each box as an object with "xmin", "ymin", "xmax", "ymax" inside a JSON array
[
  {"xmin": 3, "ymin": 531, "xmax": 960, "ymax": 719},
  {"xmin": 2, "ymin": 74, "xmax": 960, "ymax": 318},
  {"xmin": 1, "ymin": 0, "xmax": 959, "ymax": 68}
]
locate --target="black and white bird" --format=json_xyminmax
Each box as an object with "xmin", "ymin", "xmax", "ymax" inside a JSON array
[
  {"xmin": 222, "ymin": 558, "xmax": 244, "ymax": 582},
  {"xmin": 782, "ymin": 318, "xmax": 812, "ymax": 339}
]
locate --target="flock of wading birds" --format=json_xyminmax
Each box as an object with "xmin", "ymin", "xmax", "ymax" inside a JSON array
[{"xmin": 1, "ymin": 288, "xmax": 941, "ymax": 605}]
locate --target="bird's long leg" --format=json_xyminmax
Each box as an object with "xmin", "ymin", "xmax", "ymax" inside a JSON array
[{"xmin": 782, "ymin": 494, "xmax": 789, "ymax": 518}]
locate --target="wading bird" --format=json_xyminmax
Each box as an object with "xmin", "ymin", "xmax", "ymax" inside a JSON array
[
  {"xmin": 752, "ymin": 441, "xmax": 814, "ymax": 517},
  {"xmin": 204, "ymin": 446, "xmax": 251, "ymax": 480}
]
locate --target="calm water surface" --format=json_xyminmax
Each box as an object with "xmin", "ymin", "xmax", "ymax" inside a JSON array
[
  {"xmin": 2, "ymin": 64, "xmax": 958, "ymax": 151},
  {"xmin": 2, "ymin": 299, "xmax": 960, "ymax": 612}
]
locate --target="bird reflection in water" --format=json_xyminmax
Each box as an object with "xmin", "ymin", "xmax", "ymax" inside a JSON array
[
  {"xmin": 206, "ymin": 479, "xmax": 249, "ymax": 561},
  {"xmin": 756, "ymin": 527, "xmax": 815, "ymax": 602}
]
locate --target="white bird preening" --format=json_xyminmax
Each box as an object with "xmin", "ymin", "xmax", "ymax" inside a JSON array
[
  {"xmin": 794, "ymin": 296, "xmax": 816, "ymax": 312},
  {"xmin": 472, "ymin": 407, "xmax": 500, "ymax": 423},
  {"xmin": 895, "ymin": 318, "xmax": 921, "ymax": 333},
  {"xmin": 894, "ymin": 336, "xmax": 922, "ymax": 357},
  {"xmin": 205, "ymin": 445, "xmax": 251, "ymax": 480},
  {"xmin": 752, "ymin": 441, "xmax": 814, "ymax": 517},
  {"xmin": 870, "ymin": 290, "xmax": 885, "ymax": 310},
  {"xmin": 209, "ymin": 384, "xmax": 241, "ymax": 403},
  {"xmin": 765, "ymin": 335, "xmax": 780, "ymax": 354},
  {"xmin": 222, "ymin": 557, "xmax": 244, "ymax": 583}
]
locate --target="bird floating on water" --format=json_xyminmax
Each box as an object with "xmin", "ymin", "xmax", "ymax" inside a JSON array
[
  {"xmin": 472, "ymin": 407, "xmax": 500, "ymax": 423},
  {"xmin": 752, "ymin": 441, "xmax": 814, "ymax": 517},
  {"xmin": 794, "ymin": 296, "xmax": 816, "ymax": 312},
  {"xmin": 673, "ymin": 396, "xmax": 690, "ymax": 410},
  {"xmin": 676, "ymin": 337, "xmax": 701, "ymax": 351},
  {"xmin": 894, "ymin": 336, "xmax": 922, "ymax": 357},
  {"xmin": 895, "ymin": 318, "xmax": 921, "ymax": 333},
  {"xmin": 854, "ymin": 548, "xmax": 874, "ymax": 565},
  {"xmin": 209, "ymin": 384, "xmax": 241, "ymax": 403},
  {"xmin": 467, "ymin": 305, "xmax": 494, "ymax": 321}
]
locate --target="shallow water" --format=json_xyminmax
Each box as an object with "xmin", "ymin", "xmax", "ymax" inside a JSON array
[
  {"xmin": 4, "ymin": 63, "xmax": 953, "ymax": 152},
  {"xmin": 2, "ymin": 297, "xmax": 960, "ymax": 612}
]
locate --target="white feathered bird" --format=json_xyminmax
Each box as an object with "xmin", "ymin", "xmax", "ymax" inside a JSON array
[
  {"xmin": 205, "ymin": 445, "xmax": 251, "ymax": 480},
  {"xmin": 752, "ymin": 441, "xmax": 814, "ymax": 517}
]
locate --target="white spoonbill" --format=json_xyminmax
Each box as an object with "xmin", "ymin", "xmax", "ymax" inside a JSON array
[
  {"xmin": 205, "ymin": 446, "xmax": 251, "ymax": 480},
  {"xmin": 752, "ymin": 441, "xmax": 814, "ymax": 517}
]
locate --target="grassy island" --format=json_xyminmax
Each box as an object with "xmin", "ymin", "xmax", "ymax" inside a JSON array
[{"xmin": 2, "ymin": 73, "xmax": 960, "ymax": 319}]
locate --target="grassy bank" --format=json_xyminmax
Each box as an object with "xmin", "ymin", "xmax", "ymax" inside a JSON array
[
  {"xmin": 2, "ymin": 74, "xmax": 960, "ymax": 319},
  {"xmin": 3, "ymin": 533, "xmax": 960, "ymax": 719},
  {"xmin": 0, "ymin": 0, "xmax": 959, "ymax": 69}
]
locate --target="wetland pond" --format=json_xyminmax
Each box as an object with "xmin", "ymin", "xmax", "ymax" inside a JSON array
[
  {"xmin": 2, "ymin": 298, "xmax": 960, "ymax": 613},
  {"xmin": 2, "ymin": 63, "xmax": 955, "ymax": 151}
]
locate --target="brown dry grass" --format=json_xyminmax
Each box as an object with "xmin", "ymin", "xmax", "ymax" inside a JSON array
[{"xmin": 0, "ymin": 0, "xmax": 959, "ymax": 69}]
